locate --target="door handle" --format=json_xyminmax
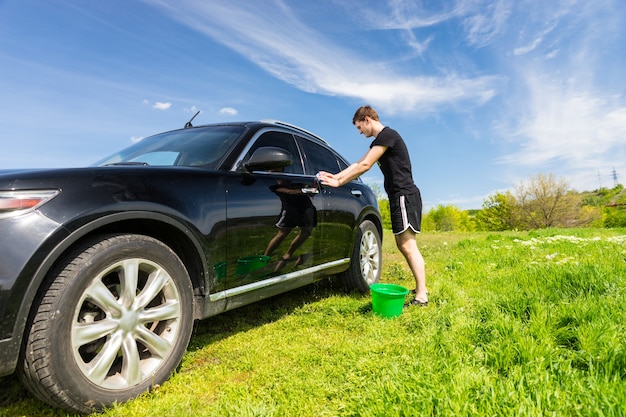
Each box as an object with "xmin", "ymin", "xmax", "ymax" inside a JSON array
[{"xmin": 351, "ymin": 190, "xmax": 363, "ymax": 197}]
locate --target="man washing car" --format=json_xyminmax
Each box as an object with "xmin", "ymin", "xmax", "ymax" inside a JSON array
[{"xmin": 317, "ymin": 105, "xmax": 428, "ymax": 306}]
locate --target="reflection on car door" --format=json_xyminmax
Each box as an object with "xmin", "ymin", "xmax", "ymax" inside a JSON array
[{"xmin": 223, "ymin": 131, "xmax": 323, "ymax": 293}]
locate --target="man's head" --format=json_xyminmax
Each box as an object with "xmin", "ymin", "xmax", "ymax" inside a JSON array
[
  {"xmin": 352, "ymin": 105, "xmax": 379, "ymax": 124},
  {"xmin": 352, "ymin": 105, "xmax": 383, "ymax": 138}
]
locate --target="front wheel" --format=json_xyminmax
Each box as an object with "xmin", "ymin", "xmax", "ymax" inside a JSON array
[
  {"xmin": 339, "ymin": 219, "xmax": 382, "ymax": 293},
  {"xmin": 18, "ymin": 234, "xmax": 194, "ymax": 414}
]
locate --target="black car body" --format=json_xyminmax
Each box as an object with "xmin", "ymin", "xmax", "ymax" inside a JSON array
[{"xmin": 0, "ymin": 120, "xmax": 382, "ymax": 413}]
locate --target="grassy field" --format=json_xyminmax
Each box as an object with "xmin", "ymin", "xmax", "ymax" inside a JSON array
[{"xmin": 1, "ymin": 228, "xmax": 626, "ymax": 416}]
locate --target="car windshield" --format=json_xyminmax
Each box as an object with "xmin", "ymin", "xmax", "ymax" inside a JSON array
[{"xmin": 93, "ymin": 125, "xmax": 246, "ymax": 169}]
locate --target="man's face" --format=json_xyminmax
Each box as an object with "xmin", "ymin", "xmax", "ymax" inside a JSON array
[{"xmin": 354, "ymin": 118, "xmax": 372, "ymax": 137}]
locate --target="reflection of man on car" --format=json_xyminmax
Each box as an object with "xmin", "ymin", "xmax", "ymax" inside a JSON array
[{"xmin": 264, "ymin": 176, "xmax": 318, "ymax": 271}]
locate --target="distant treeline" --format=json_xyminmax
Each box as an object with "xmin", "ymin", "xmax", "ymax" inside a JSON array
[{"xmin": 376, "ymin": 174, "xmax": 626, "ymax": 232}]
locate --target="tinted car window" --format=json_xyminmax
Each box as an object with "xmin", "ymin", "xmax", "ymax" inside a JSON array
[
  {"xmin": 94, "ymin": 125, "xmax": 245, "ymax": 169},
  {"xmin": 337, "ymin": 156, "xmax": 349, "ymax": 171},
  {"xmin": 243, "ymin": 131, "xmax": 304, "ymax": 174},
  {"xmin": 296, "ymin": 136, "xmax": 343, "ymax": 176}
]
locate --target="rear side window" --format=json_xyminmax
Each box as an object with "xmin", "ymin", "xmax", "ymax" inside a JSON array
[{"xmin": 296, "ymin": 136, "xmax": 343, "ymax": 176}]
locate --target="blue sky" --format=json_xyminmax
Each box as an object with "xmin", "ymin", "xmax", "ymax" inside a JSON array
[{"xmin": 1, "ymin": 0, "xmax": 625, "ymax": 210}]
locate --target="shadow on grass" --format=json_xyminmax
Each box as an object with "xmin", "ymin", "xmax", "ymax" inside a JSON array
[
  {"xmin": 188, "ymin": 276, "xmax": 350, "ymax": 347},
  {"xmin": 0, "ymin": 373, "xmax": 29, "ymax": 407}
]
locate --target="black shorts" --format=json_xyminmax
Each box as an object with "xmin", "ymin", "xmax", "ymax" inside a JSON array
[{"xmin": 389, "ymin": 191, "xmax": 422, "ymax": 235}]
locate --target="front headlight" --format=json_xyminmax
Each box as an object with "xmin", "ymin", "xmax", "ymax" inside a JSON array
[{"xmin": 0, "ymin": 190, "xmax": 60, "ymax": 219}]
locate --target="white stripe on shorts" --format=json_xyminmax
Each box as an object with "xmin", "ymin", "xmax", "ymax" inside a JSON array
[{"xmin": 400, "ymin": 195, "xmax": 408, "ymax": 229}]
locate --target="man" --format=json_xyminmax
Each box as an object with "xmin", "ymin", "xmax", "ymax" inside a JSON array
[{"xmin": 317, "ymin": 105, "xmax": 428, "ymax": 306}]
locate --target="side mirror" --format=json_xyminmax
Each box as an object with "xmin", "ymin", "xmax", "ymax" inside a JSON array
[{"xmin": 244, "ymin": 147, "xmax": 293, "ymax": 172}]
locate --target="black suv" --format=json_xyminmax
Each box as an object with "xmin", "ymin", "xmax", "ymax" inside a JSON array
[{"xmin": 0, "ymin": 120, "xmax": 382, "ymax": 413}]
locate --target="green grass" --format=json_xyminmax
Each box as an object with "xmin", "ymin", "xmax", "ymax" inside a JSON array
[{"xmin": 2, "ymin": 228, "xmax": 626, "ymax": 416}]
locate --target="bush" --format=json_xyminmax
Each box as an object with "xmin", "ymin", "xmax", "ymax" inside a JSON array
[
  {"xmin": 378, "ymin": 199, "xmax": 391, "ymax": 230},
  {"xmin": 423, "ymin": 204, "xmax": 473, "ymax": 232},
  {"xmin": 604, "ymin": 207, "xmax": 626, "ymax": 227}
]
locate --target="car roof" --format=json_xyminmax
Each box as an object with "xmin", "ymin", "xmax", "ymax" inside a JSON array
[{"xmin": 185, "ymin": 120, "xmax": 329, "ymax": 146}]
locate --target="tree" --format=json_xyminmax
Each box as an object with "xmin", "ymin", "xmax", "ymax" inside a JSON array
[
  {"xmin": 514, "ymin": 173, "xmax": 582, "ymax": 229},
  {"xmin": 475, "ymin": 191, "xmax": 518, "ymax": 231}
]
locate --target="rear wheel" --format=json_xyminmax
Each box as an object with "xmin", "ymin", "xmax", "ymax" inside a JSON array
[
  {"xmin": 18, "ymin": 234, "xmax": 194, "ymax": 413},
  {"xmin": 340, "ymin": 219, "xmax": 382, "ymax": 293}
]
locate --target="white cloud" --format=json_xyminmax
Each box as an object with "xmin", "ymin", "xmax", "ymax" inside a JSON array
[
  {"xmin": 513, "ymin": 38, "xmax": 543, "ymax": 56},
  {"xmin": 545, "ymin": 49, "xmax": 560, "ymax": 59},
  {"xmin": 484, "ymin": 0, "xmax": 626, "ymax": 194},
  {"xmin": 146, "ymin": 0, "xmax": 500, "ymax": 114},
  {"xmin": 219, "ymin": 107, "xmax": 238, "ymax": 116},
  {"xmin": 496, "ymin": 73, "xmax": 626, "ymax": 195},
  {"xmin": 462, "ymin": 0, "xmax": 511, "ymax": 47},
  {"xmin": 496, "ymin": 0, "xmax": 626, "ymax": 169},
  {"xmin": 153, "ymin": 102, "xmax": 171, "ymax": 110},
  {"xmin": 358, "ymin": 1, "xmax": 462, "ymax": 30},
  {"xmin": 406, "ymin": 35, "xmax": 434, "ymax": 56}
]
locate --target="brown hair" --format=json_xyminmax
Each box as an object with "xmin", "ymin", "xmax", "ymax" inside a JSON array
[{"xmin": 352, "ymin": 105, "xmax": 380, "ymax": 124}]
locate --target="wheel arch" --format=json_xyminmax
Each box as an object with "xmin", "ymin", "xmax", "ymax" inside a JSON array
[
  {"xmin": 12, "ymin": 211, "xmax": 207, "ymax": 369},
  {"xmin": 339, "ymin": 205, "xmax": 383, "ymax": 275},
  {"xmin": 355, "ymin": 206, "xmax": 384, "ymax": 245},
  {"xmin": 39, "ymin": 210, "xmax": 207, "ymax": 298}
]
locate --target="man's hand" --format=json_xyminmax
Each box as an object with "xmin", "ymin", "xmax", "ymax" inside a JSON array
[
  {"xmin": 316, "ymin": 171, "xmax": 340, "ymax": 187},
  {"xmin": 316, "ymin": 146, "xmax": 386, "ymax": 188}
]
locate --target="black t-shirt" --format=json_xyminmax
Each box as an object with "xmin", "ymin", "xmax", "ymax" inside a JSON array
[{"xmin": 370, "ymin": 127, "xmax": 419, "ymax": 198}]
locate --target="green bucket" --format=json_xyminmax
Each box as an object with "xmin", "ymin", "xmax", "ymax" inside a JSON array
[
  {"xmin": 236, "ymin": 255, "xmax": 270, "ymax": 275},
  {"xmin": 213, "ymin": 262, "xmax": 227, "ymax": 280},
  {"xmin": 370, "ymin": 283, "xmax": 409, "ymax": 318}
]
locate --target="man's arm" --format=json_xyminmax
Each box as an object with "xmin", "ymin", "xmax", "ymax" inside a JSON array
[{"xmin": 317, "ymin": 145, "xmax": 387, "ymax": 187}]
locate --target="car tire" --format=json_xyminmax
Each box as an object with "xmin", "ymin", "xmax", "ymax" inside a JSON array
[
  {"xmin": 18, "ymin": 234, "xmax": 194, "ymax": 414},
  {"xmin": 340, "ymin": 219, "xmax": 382, "ymax": 293}
]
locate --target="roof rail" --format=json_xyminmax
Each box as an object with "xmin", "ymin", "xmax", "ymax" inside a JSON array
[{"xmin": 260, "ymin": 119, "xmax": 328, "ymax": 144}]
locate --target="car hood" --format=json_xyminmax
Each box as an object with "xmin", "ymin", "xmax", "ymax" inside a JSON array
[
  {"xmin": 0, "ymin": 168, "xmax": 53, "ymax": 175},
  {"xmin": 0, "ymin": 165, "xmax": 217, "ymax": 179}
]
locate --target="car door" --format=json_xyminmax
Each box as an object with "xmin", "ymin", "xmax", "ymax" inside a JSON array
[
  {"xmin": 295, "ymin": 136, "xmax": 358, "ymax": 264},
  {"xmin": 223, "ymin": 130, "xmax": 323, "ymax": 293}
]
